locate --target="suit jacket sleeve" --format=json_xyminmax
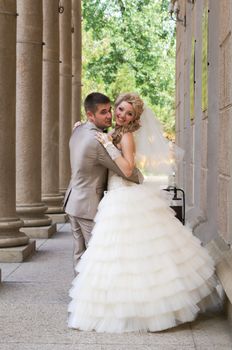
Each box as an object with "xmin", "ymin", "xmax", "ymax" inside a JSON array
[{"xmin": 96, "ymin": 142, "xmax": 141, "ymax": 184}]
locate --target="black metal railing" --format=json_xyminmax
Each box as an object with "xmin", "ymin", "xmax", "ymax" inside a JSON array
[{"xmin": 163, "ymin": 185, "xmax": 185, "ymax": 225}]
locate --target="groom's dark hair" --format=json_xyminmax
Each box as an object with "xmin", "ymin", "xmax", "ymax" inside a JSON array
[{"xmin": 84, "ymin": 92, "xmax": 111, "ymax": 114}]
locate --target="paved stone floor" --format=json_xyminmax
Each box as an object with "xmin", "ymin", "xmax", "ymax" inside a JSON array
[{"xmin": 0, "ymin": 223, "xmax": 231, "ymax": 350}]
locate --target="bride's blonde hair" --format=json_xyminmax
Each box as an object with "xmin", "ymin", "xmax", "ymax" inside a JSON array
[{"xmin": 112, "ymin": 93, "xmax": 144, "ymax": 146}]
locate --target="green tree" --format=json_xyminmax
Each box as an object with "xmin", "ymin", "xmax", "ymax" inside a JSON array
[{"xmin": 82, "ymin": 0, "xmax": 176, "ymax": 138}]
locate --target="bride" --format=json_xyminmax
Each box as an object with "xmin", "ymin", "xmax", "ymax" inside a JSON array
[{"xmin": 68, "ymin": 92, "xmax": 220, "ymax": 333}]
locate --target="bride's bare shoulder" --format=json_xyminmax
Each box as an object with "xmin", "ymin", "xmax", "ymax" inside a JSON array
[
  {"xmin": 121, "ymin": 132, "xmax": 135, "ymax": 150},
  {"xmin": 121, "ymin": 132, "xmax": 135, "ymax": 142}
]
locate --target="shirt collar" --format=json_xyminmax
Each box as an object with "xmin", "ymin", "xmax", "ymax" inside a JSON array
[{"xmin": 87, "ymin": 121, "xmax": 105, "ymax": 132}]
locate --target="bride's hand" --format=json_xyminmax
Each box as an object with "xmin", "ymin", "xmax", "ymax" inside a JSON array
[
  {"xmin": 73, "ymin": 121, "xmax": 82, "ymax": 130},
  {"xmin": 95, "ymin": 132, "xmax": 121, "ymax": 160},
  {"xmin": 95, "ymin": 132, "xmax": 112, "ymax": 147}
]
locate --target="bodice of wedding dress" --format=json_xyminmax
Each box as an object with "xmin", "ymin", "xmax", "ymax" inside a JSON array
[{"xmin": 107, "ymin": 170, "xmax": 137, "ymax": 191}]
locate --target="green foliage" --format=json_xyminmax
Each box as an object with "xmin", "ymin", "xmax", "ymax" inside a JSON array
[{"xmin": 82, "ymin": 0, "xmax": 176, "ymax": 138}]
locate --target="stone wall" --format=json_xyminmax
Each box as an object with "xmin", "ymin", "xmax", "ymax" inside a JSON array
[
  {"xmin": 175, "ymin": 0, "xmax": 232, "ymax": 325},
  {"xmin": 218, "ymin": 0, "xmax": 232, "ymax": 243}
]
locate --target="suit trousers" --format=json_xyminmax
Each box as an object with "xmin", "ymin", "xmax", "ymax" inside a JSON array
[{"xmin": 68, "ymin": 215, "xmax": 95, "ymax": 272}]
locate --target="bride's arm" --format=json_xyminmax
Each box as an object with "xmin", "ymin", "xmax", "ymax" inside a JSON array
[{"xmin": 95, "ymin": 131, "xmax": 135, "ymax": 177}]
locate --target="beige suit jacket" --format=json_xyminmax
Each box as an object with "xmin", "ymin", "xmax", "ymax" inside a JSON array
[{"xmin": 64, "ymin": 121, "xmax": 140, "ymax": 219}]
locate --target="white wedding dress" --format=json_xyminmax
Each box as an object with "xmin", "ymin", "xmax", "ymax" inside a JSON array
[{"xmin": 68, "ymin": 170, "xmax": 219, "ymax": 333}]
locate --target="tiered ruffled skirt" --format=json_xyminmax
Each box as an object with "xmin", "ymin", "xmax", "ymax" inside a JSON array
[{"xmin": 68, "ymin": 182, "xmax": 219, "ymax": 332}]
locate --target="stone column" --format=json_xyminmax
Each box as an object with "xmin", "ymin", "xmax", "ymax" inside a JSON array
[
  {"xmin": 183, "ymin": 0, "xmax": 205, "ymax": 228},
  {"xmin": 184, "ymin": 1, "xmax": 194, "ymax": 209},
  {"xmin": 16, "ymin": 0, "xmax": 56, "ymax": 238},
  {"xmin": 42, "ymin": 0, "xmax": 67, "ymax": 223},
  {"xmin": 194, "ymin": 0, "xmax": 220, "ymax": 243},
  {"xmin": 72, "ymin": 0, "xmax": 82, "ymax": 125},
  {"xmin": 59, "ymin": 0, "xmax": 72, "ymax": 194},
  {"xmin": 0, "ymin": 0, "xmax": 35, "ymax": 262}
]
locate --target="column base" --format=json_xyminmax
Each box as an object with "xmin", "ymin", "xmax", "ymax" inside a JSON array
[
  {"xmin": 0, "ymin": 218, "xmax": 29, "ymax": 247},
  {"xmin": 207, "ymin": 237, "xmax": 232, "ymax": 325},
  {"xmin": 20, "ymin": 223, "xmax": 57, "ymax": 238},
  {"xmin": 17, "ymin": 203, "xmax": 52, "ymax": 227},
  {"xmin": 0, "ymin": 239, "xmax": 36, "ymax": 263},
  {"xmin": 59, "ymin": 187, "xmax": 67, "ymax": 196},
  {"xmin": 42, "ymin": 193, "xmax": 64, "ymax": 214},
  {"xmin": 48, "ymin": 213, "xmax": 68, "ymax": 224}
]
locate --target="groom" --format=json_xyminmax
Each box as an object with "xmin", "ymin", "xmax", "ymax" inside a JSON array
[{"xmin": 64, "ymin": 92, "xmax": 140, "ymax": 270}]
